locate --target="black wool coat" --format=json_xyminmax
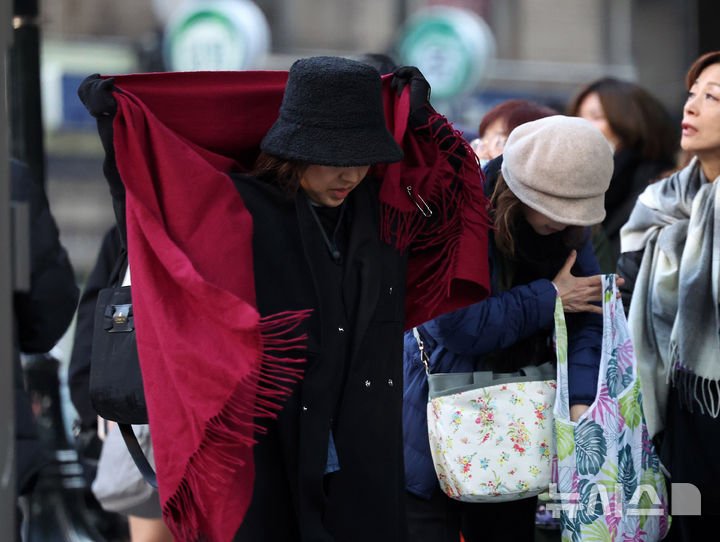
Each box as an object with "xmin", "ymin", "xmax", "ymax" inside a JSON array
[
  {"xmin": 231, "ymin": 173, "xmax": 409, "ymax": 542},
  {"xmin": 92, "ymin": 110, "xmax": 411, "ymax": 540},
  {"xmin": 602, "ymin": 148, "xmax": 674, "ymax": 262}
]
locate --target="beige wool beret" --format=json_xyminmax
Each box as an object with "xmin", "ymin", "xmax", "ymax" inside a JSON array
[{"xmin": 500, "ymin": 115, "xmax": 614, "ymax": 226}]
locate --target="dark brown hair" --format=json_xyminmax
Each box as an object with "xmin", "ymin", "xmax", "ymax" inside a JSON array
[
  {"xmin": 491, "ymin": 173, "xmax": 585, "ymax": 257},
  {"xmin": 686, "ymin": 51, "xmax": 720, "ymax": 91},
  {"xmin": 653, "ymin": 51, "xmax": 720, "ymax": 180},
  {"xmin": 251, "ymin": 152, "xmax": 307, "ymax": 194},
  {"xmin": 567, "ymin": 77, "xmax": 677, "ymax": 162},
  {"xmin": 490, "ymin": 173, "xmax": 524, "ymax": 256},
  {"xmin": 478, "ymin": 99, "xmax": 557, "ymax": 138}
]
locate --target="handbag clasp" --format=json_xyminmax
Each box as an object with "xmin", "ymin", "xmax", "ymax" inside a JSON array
[
  {"xmin": 109, "ymin": 303, "xmax": 134, "ymax": 333},
  {"xmin": 412, "ymin": 327, "xmax": 430, "ymax": 373}
]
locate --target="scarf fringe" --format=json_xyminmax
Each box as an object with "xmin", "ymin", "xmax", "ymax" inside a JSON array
[
  {"xmin": 162, "ymin": 308, "xmax": 311, "ymax": 541},
  {"xmin": 669, "ymin": 342, "xmax": 720, "ymax": 418},
  {"xmin": 382, "ymin": 111, "xmax": 490, "ymax": 312}
]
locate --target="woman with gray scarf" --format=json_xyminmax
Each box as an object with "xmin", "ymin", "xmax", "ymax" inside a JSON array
[{"xmin": 618, "ymin": 50, "xmax": 720, "ymax": 541}]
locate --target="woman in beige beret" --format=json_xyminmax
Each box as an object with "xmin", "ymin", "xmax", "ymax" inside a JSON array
[{"xmin": 404, "ymin": 115, "xmax": 619, "ymax": 542}]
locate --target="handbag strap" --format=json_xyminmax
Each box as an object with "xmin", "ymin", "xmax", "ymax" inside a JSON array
[
  {"xmin": 412, "ymin": 327, "xmax": 430, "ymax": 374},
  {"xmin": 553, "ymin": 296, "xmax": 571, "ymax": 420},
  {"xmin": 108, "ymin": 248, "xmax": 129, "ymax": 288},
  {"xmin": 518, "ymin": 364, "xmax": 542, "ymax": 380},
  {"xmin": 118, "ymin": 423, "xmax": 158, "ymax": 489},
  {"xmin": 602, "ymin": 272, "xmax": 620, "ymax": 346},
  {"xmin": 414, "ymin": 327, "xmax": 555, "ymax": 381},
  {"xmin": 554, "ymin": 273, "xmax": 618, "ymax": 420}
]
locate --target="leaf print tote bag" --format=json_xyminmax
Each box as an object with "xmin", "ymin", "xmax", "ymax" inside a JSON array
[
  {"xmin": 417, "ymin": 329, "xmax": 557, "ymax": 502},
  {"xmin": 552, "ymin": 274, "xmax": 670, "ymax": 541}
]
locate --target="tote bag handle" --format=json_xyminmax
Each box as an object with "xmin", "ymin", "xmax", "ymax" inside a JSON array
[{"xmin": 553, "ymin": 273, "xmax": 620, "ymax": 421}]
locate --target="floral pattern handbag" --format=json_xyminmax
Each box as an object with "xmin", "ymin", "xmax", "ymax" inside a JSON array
[
  {"xmin": 552, "ymin": 275, "xmax": 670, "ymax": 541},
  {"xmin": 417, "ymin": 328, "xmax": 557, "ymax": 502}
]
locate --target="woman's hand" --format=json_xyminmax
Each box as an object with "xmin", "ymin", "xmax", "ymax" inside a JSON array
[
  {"xmin": 390, "ymin": 66, "xmax": 431, "ymax": 115},
  {"xmin": 77, "ymin": 74, "xmax": 117, "ymax": 118},
  {"xmin": 552, "ymin": 250, "xmax": 625, "ymax": 314}
]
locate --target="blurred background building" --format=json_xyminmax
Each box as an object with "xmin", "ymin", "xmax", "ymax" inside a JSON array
[{"xmin": 29, "ymin": 0, "xmax": 715, "ymax": 278}]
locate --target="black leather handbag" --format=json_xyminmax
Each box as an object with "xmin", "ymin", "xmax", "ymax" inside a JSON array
[
  {"xmin": 90, "ymin": 283, "xmax": 147, "ymax": 424},
  {"xmin": 89, "ymin": 253, "xmax": 157, "ymax": 487}
]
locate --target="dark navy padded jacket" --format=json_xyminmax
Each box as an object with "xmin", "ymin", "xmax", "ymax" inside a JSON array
[{"xmin": 402, "ymin": 157, "xmax": 603, "ymax": 499}]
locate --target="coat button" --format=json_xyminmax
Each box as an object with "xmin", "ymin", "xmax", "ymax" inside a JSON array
[
  {"xmin": 338, "ymin": 327, "xmax": 344, "ymax": 333},
  {"xmin": 302, "ymin": 405, "xmax": 308, "ymax": 411},
  {"xmin": 365, "ymin": 380, "xmax": 371, "ymax": 388},
  {"xmin": 387, "ymin": 379, "xmax": 394, "ymax": 387}
]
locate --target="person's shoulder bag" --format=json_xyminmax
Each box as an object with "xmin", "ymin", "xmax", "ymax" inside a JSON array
[
  {"xmin": 414, "ymin": 327, "xmax": 557, "ymax": 502},
  {"xmin": 89, "ymin": 251, "xmax": 156, "ymax": 488},
  {"xmin": 552, "ymin": 274, "xmax": 669, "ymax": 540}
]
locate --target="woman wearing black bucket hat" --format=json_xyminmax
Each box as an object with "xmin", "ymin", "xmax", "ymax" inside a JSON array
[
  {"xmin": 78, "ymin": 56, "xmax": 490, "ymax": 541},
  {"xmin": 233, "ymin": 56, "xmax": 412, "ymax": 541}
]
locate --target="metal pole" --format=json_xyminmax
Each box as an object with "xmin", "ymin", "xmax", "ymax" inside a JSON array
[
  {"xmin": 1, "ymin": 0, "xmax": 17, "ymax": 537},
  {"xmin": 9, "ymin": 0, "xmax": 43, "ymax": 187}
]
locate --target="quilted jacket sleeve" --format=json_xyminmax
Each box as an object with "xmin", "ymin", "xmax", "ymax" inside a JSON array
[
  {"xmin": 420, "ymin": 235, "xmax": 602, "ymax": 405},
  {"xmin": 421, "ymin": 278, "xmax": 557, "ymax": 361}
]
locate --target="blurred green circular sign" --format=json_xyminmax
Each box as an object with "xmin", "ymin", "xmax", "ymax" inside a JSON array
[
  {"xmin": 164, "ymin": 0, "xmax": 270, "ymax": 71},
  {"xmin": 397, "ymin": 7, "xmax": 496, "ymax": 100}
]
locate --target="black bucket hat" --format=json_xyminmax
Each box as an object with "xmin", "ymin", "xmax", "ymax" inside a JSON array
[{"xmin": 260, "ymin": 56, "xmax": 404, "ymax": 166}]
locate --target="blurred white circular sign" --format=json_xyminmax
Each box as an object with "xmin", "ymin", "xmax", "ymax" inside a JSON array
[
  {"xmin": 163, "ymin": 0, "xmax": 270, "ymax": 71},
  {"xmin": 152, "ymin": 0, "xmax": 184, "ymax": 26},
  {"xmin": 396, "ymin": 6, "xmax": 496, "ymax": 100}
]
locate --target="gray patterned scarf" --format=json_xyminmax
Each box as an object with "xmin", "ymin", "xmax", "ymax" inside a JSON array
[{"xmin": 621, "ymin": 157, "xmax": 720, "ymax": 437}]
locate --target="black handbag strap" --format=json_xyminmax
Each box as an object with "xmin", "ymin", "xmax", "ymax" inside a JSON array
[
  {"xmin": 111, "ymin": 253, "xmax": 154, "ymax": 487},
  {"xmin": 108, "ymin": 248, "xmax": 129, "ymax": 288},
  {"xmin": 118, "ymin": 423, "xmax": 158, "ymax": 489}
]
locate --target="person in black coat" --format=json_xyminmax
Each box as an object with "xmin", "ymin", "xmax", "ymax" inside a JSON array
[
  {"xmin": 11, "ymin": 158, "xmax": 79, "ymax": 529},
  {"xmin": 567, "ymin": 77, "xmax": 678, "ymax": 270},
  {"xmin": 69, "ymin": 225, "xmax": 123, "ymax": 442},
  {"xmin": 78, "ymin": 56, "xmax": 481, "ymax": 541},
  {"xmin": 68, "ymin": 225, "xmax": 179, "ymax": 542}
]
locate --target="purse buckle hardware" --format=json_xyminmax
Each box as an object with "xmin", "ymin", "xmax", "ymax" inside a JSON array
[
  {"xmin": 406, "ymin": 186, "xmax": 433, "ymax": 218},
  {"xmin": 419, "ymin": 344, "xmax": 430, "ymax": 373},
  {"xmin": 412, "ymin": 327, "xmax": 431, "ymax": 373},
  {"xmin": 413, "ymin": 328, "xmax": 431, "ymax": 374},
  {"xmin": 109, "ymin": 303, "xmax": 134, "ymax": 333}
]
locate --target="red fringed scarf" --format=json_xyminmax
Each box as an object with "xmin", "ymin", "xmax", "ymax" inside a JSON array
[{"xmin": 105, "ymin": 70, "xmax": 489, "ymax": 541}]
